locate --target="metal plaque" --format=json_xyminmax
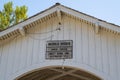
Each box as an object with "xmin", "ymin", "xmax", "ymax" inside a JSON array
[{"xmin": 46, "ymin": 40, "xmax": 73, "ymax": 59}]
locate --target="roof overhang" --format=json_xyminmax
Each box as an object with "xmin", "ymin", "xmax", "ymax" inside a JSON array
[
  {"xmin": 59, "ymin": 5, "xmax": 120, "ymax": 33},
  {"xmin": 0, "ymin": 3, "xmax": 120, "ymax": 44}
]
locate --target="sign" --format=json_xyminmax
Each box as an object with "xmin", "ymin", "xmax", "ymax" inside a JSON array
[{"xmin": 46, "ymin": 40, "xmax": 73, "ymax": 59}]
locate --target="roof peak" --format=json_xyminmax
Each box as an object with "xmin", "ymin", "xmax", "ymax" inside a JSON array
[{"xmin": 55, "ymin": 3, "xmax": 61, "ymax": 5}]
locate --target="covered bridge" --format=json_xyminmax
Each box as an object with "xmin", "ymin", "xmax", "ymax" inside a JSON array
[{"xmin": 0, "ymin": 3, "xmax": 120, "ymax": 80}]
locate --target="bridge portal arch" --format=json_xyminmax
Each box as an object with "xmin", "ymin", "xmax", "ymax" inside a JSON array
[{"xmin": 15, "ymin": 66, "xmax": 102, "ymax": 80}]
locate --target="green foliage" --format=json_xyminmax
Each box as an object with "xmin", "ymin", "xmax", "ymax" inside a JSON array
[{"xmin": 0, "ymin": 1, "xmax": 28, "ymax": 30}]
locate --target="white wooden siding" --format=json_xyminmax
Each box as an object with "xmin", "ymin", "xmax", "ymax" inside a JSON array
[
  {"xmin": 0, "ymin": 16, "xmax": 120, "ymax": 80},
  {"xmin": 116, "ymin": 34, "xmax": 120, "ymax": 80}
]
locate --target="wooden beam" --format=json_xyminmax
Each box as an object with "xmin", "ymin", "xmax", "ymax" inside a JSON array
[
  {"xmin": 57, "ymin": 7, "xmax": 62, "ymax": 24},
  {"xmin": 46, "ymin": 69, "xmax": 76, "ymax": 80},
  {"xmin": 69, "ymin": 73, "xmax": 92, "ymax": 80},
  {"xmin": 19, "ymin": 27, "xmax": 25, "ymax": 36},
  {"xmin": 49, "ymin": 68, "xmax": 94, "ymax": 80},
  {"xmin": 95, "ymin": 22, "xmax": 100, "ymax": 34}
]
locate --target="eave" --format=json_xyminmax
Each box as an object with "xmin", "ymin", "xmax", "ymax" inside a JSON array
[{"xmin": 0, "ymin": 3, "xmax": 120, "ymax": 45}]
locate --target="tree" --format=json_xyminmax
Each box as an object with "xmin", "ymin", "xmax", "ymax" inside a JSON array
[{"xmin": 0, "ymin": 2, "xmax": 28, "ymax": 30}]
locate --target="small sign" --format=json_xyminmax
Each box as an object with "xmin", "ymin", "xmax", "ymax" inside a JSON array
[{"xmin": 46, "ymin": 40, "xmax": 73, "ymax": 59}]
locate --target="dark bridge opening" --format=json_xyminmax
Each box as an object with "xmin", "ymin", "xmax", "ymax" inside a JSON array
[{"xmin": 16, "ymin": 66, "xmax": 102, "ymax": 80}]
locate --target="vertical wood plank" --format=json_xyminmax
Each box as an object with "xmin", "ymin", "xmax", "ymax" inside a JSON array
[
  {"xmin": 108, "ymin": 32, "xmax": 117, "ymax": 79},
  {"xmin": 63, "ymin": 16, "xmax": 69, "ymax": 40},
  {"xmin": 88, "ymin": 25, "xmax": 96, "ymax": 68},
  {"xmin": 38, "ymin": 22, "xmax": 44, "ymax": 63},
  {"xmin": 0, "ymin": 46, "xmax": 3, "ymax": 69},
  {"xmin": 75, "ymin": 19, "xmax": 82, "ymax": 63},
  {"xmin": 19, "ymin": 37, "xmax": 28, "ymax": 70},
  {"xmin": 26, "ymin": 32, "xmax": 34, "ymax": 66},
  {"xmin": 101, "ymin": 31, "xmax": 110, "ymax": 74},
  {"xmin": 51, "ymin": 17, "xmax": 58, "ymax": 40},
  {"xmin": 32, "ymin": 25, "xmax": 41, "ymax": 64},
  {"xmin": 115, "ymin": 34, "xmax": 119, "ymax": 80},
  {"xmin": 11, "ymin": 37, "xmax": 22, "ymax": 74},
  {"xmin": 82, "ymin": 21, "xmax": 89, "ymax": 65},
  {"xmin": 50, "ymin": 17, "xmax": 55, "ymax": 40},
  {"xmin": 57, "ymin": 17, "xmax": 64, "ymax": 40},
  {"xmin": 69, "ymin": 17, "xmax": 76, "ymax": 62},
  {"xmin": 0, "ymin": 44, "xmax": 10, "ymax": 80},
  {"xmin": 117, "ymin": 35, "xmax": 120, "ymax": 80},
  {"xmin": 5, "ymin": 39, "xmax": 17, "ymax": 76},
  {"xmin": 39, "ymin": 21, "xmax": 47, "ymax": 62},
  {"xmin": 95, "ymin": 30, "xmax": 103, "ymax": 71}
]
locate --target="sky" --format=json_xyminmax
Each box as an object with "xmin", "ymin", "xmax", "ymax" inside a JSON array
[{"xmin": 0, "ymin": 0, "xmax": 120, "ymax": 26}]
